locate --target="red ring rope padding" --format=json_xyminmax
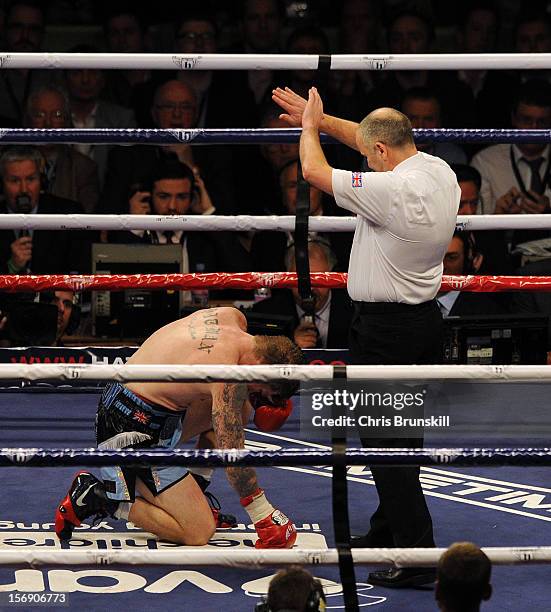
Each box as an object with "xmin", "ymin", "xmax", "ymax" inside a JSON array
[{"xmin": 1, "ymin": 273, "xmax": 551, "ymax": 292}]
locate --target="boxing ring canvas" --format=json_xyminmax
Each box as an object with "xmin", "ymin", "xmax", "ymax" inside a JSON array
[{"xmin": 0, "ymin": 390, "xmax": 549, "ymax": 611}]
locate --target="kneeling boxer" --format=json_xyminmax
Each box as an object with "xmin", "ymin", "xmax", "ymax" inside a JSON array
[{"xmin": 55, "ymin": 307, "xmax": 302, "ymax": 548}]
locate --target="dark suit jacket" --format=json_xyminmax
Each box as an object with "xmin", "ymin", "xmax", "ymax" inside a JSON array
[
  {"xmin": 133, "ymin": 70, "xmax": 257, "ymax": 129},
  {"xmin": 511, "ymin": 258, "xmax": 551, "ymax": 346},
  {"xmin": 251, "ymin": 229, "xmax": 353, "ymax": 273},
  {"xmin": 447, "ymin": 292, "xmax": 507, "ymax": 317},
  {"xmin": 91, "ymin": 100, "xmax": 136, "ymax": 187},
  {"xmin": 49, "ymin": 146, "xmax": 100, "ymax": 214},
  {"xmin": 0, "ymin": 193, "xmax": 90, "ymax": 274},
  {"xmin": 100, "ymin": 145, "xmax": 236, "ymax": 216},
  {"xmin": 252, "ymin": 288, "xmax": 353, "ymax": 349}
]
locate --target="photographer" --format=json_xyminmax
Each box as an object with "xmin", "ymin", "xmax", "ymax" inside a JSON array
[{"xmin": 0, "ymin": 290, "xmax": 78, "ymax": 347}]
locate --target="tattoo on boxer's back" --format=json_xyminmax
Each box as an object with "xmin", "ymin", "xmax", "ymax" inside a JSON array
[{"xmin": 189, "ymin": 311, "xmax": 221, "ymax": 353}]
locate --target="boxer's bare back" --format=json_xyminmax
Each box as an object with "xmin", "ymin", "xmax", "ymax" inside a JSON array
[{"xmin": 125, "ymin": 307, "xmax": 257, "ymax": 440}]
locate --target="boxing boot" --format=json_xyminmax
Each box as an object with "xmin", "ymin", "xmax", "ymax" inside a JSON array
[
  {"xmin": 191, "ymin": 473, "xmax": 238, "ymax": 529},
  {"xmin": 55, "ymin": 471, "xmax": 118, "ymax": 541}
]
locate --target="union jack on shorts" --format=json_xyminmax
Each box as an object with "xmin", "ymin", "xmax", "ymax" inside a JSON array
[
  {"xmin": 352, "ymin": 172, "xmax": 362, "ymax": 188},
  {"xmin": 133, "ymin": 410, "xmax": 150, "ymax": 425}
]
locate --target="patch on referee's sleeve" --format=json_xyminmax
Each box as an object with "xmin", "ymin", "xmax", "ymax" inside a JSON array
[{"xmin": 352, "ymin": 172, "xmax": 362, "ymax": 187}]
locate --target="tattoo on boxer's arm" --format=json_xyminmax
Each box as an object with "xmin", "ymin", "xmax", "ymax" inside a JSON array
[{"xmin": 212, "ymin": 383, "xmax": 258, "ymax": 497}]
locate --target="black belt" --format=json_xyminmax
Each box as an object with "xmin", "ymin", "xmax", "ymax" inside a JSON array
[{"xmin": 354, "ymin": 299, "xmax": 436, "ymax": 314}]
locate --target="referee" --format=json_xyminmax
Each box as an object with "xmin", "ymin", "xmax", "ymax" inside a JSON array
[{"xmin": 273, "ymin": 86, "xmax": 460, "ymax": 588}]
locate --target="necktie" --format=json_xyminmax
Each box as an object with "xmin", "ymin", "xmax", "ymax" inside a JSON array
[
  {"xmin": 523, "ymin": 157, "xmax": 545, "ymax": 194},
  {"xmin": 163, "ymin": 230, "xmax": 175, "ymax": 244},
  {"xmin": 303, "ymin": 313, "xmax": 322, "ymax": 348}
]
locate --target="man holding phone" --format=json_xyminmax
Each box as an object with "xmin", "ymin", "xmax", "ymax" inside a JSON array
[
  {"xmin": 472, "ymin": 79, "xmax": 551, "ymax": 217},
  {"xmin": 108, "ymin": 158, "xmax": 218, "ymax": 276}
]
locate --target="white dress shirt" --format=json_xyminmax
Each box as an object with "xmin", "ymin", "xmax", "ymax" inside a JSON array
[
  {"xmin": 332, "ymin": 152, "xmax": 460, "ymax": 304},
  {"xmin": 437, "ymin": 291, "xmax": 460, "ymax": 317},
  {"xmin": 72, "ymin": 105, "xmax": 97, "ymax": 158},
  {"xmin": 471, "ymin": 144, "xmax": 551, "ymax": 214}
]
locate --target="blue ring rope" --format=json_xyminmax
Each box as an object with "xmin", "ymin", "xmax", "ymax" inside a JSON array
[
  {"xmin": 0, "ymin": 128, "xmax": 549, "ymax": 144},
  {"xmin": 1, "ymin": 447, "xmax": 550, "ymax": 467}
]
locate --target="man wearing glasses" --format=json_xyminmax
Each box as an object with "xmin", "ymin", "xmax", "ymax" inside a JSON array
[{"xmin": 24, "ymin": 85, "xmax": 100, "ymax": 214}]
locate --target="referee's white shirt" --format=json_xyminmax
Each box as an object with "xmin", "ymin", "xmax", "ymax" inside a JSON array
[{"xmin": 332, "ymin": 151, "xmax": 460, "ymax": 304}]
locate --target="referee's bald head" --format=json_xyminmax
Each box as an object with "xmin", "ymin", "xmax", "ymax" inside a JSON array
[{"xmin": 359, "ymin": 107, "xmax": 415, "ymax": 148}]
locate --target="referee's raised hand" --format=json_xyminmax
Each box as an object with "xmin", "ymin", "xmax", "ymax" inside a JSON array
[
  {"xmin": 302, "ymin": 87, "xmax": 324, "ymax": 131},
  {"xmin": 272, "ymin": 86, "xmax": 307, "ymax": 127}
]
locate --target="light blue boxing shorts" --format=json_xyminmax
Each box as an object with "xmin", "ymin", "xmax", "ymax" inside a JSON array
[{"xmin": 95, "ymin": 382, "xmax": 188, "ymax": 501}]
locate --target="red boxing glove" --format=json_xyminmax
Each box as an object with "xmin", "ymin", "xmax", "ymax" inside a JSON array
[
  {"xmin": 241, "ymin": 488, "xmax": 297, "ymax": 549},
  {"xmin": 254, "ymin": 399, "xmax": 293, "ymax": 432},
  {"xmin": 252, "ymin": 511, "xmax": 297, "ymax": 549}
]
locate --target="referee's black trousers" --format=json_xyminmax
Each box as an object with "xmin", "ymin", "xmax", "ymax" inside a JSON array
[{"xmin": 349, "ymin": 299, "xmax": 442, "ymax": 548}]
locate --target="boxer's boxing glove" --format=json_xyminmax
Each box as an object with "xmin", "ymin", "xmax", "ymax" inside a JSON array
[
  {"xmin": 254, "ymin": 399, "xmax": 293, "ymax": 432},
  {"xmin": 240, "ymin": 488, "xmax": 297, "ymax": 549}
]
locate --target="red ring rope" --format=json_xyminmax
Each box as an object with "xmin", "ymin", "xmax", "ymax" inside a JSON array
[{"xmin": 1, "ymin": 273, "xmax": 551, "ymax": 292}]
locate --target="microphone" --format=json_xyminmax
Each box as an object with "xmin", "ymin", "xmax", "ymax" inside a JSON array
[{"xmin": 15, "ymin": 194, "xmax": 33, "ymax": 213}]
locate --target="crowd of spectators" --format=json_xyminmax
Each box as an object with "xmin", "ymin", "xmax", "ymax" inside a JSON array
[{"xmin": 2, "ymin": 0, "xmax": 551, "ymax": 345}]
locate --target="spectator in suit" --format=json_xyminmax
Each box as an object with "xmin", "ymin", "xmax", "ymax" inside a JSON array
[
  {"xmin": 172, "ymin": 10, "xmax": 256, "ymax": 129},
  {"xmin": 233, "ymin": 105, "xmax": 302, "ymax": 217},
  {"xmin": 367, "ymin": 10, "xmax": 471, "ymax": 127},
  {"xmin": 471, "ymin": 80, "xmax": 551, "ymax": 215},
  {"xmin": 0, "ymin": 146, "xmax": 90, "ymax": 274},
  {"xmin": 253, "ymin": 238, "xmax": 353, "ymax": 348},
  {"xmin": 64, "ymin": 44, "xmax": 137, "ymax": 187},
  {"xmin": 0, "ymin": 289, "xmax": 79, "ymax": 347},
  {"xmin": 223, "ymin": 0, "xmax": 284, "ymax": 113},
  {"xmin": 436, "ymin": 542, "xmax": 492, "ymax": 612},
  {"xmin": 283, "ymin": 25, "xmax": 333, "ymax": 102},
  {"xmin": 401, "ymin": 88, "xmax": 467, "ymax": 165},
  {"xmin": 451, "ymin": 164, "xmax": 510, "ymax": 274},
  {"xmin": 437, "ymin": 230, "xmax": 505, "ymax": 317},
  {"xmin": 252, "ymin": 158, "xmax": 353, "ymax": 272},
  {"xmin": 511, "ymin": 256, "xmax": 551, "ymax": 351},
  {"xmin": 101, "ymin": 5, "xmax": 153, "ymax": 124},
  {"xmin": 514, "ymin": 11, "xmax": 551, "ymax": 83},
  {"xmin": 0, "ymin": 1, "xmax": 50, "ymax": 125},
  {"xmin": 108, "ymin": 158, "xmax": 217, "ymax": 277},
  {"xmin": 51, "ymin": 290, "xmax": 78, "ymax": 344},
  {"xmin": 471, "ymin": 80, "xmax": 551, "ymax": 246},
  {"xmin": 331, "ymin": 0, "xmax": 383, "ymax": 107},
  {"xmin": 24, "ymin": 85, "xmax": 100, "ymax": 213},
  {"xmin": 101, "ymin": 80, "xmax": 236, "ymax": 216},
  {"xmin": 454, "ymin": 1, "xmax": 516, "ymax": 129},
  {"xmin": 138, "ymin": 9, "xmax": 256, "ymax": 130}
]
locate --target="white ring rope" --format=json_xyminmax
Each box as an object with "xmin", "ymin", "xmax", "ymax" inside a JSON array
[
  {"xmin": 1, "ymin": 364, "xmax": 551, "ymax": 382},
  {"xmin": 0, "ymin": 214, "xmax": 548, "ymax": 232},
  {"xmin": 2, "ymin": 52, "xmax": 551, "ymax": 71},
  {"xmin": 0, "ymin": 214, "xmax": 355, "ymax": 232},
  {"xmin": 0, "ymin": 547, "xmax": 548, "ymax": 567}
]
